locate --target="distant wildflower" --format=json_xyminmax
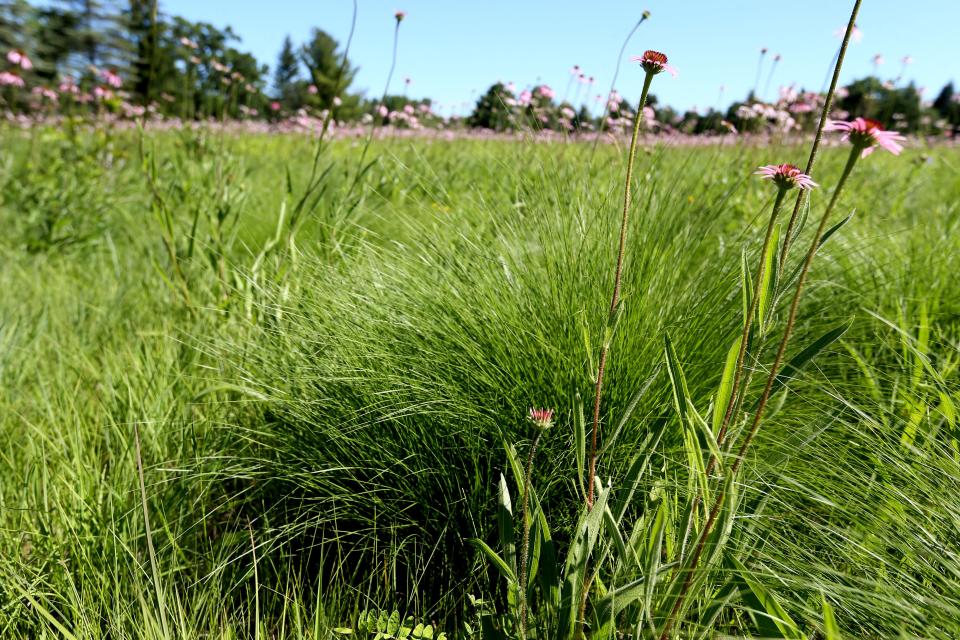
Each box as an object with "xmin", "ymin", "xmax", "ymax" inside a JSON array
[
  {"xmin": 332, "ymin": 96, "xmax": 342, "ymax": 106},
  {"xmin": 755, "ymin": 164, "xmax": 818, "ymax": 190},
  {"xmin": 93, "ymin": 85, "xmax": 112, "ymax": 100},
  {"xmin": 308, "ymin": 84, "xmax": 318, "ymax": 95},
  {"xmin": 642, "ymin": 10, "xmax": 651, "ymax": 19},
  {"xmin": 395, "ymin": 10, "xmax": 406, "ymax": 22},
  {"xmin": 189, "ymin": 56, "xmax": 201, "ymax": 65},
  {"xmin": 834, "ymin": 23, "xmax": 862, "ymax": 43},
  {"xmin": 760, "ymin": 47, "xmax": 768, "ymax": 55},
  {"xmin": 518, "ymin": 89, "xmax": 532, "ymax": 106},
  {"xmin": 377, "ymin": 104, "xmax": 389, "ymax": 117},
  {"xmin": 101, "ymin": 68, "xmax": 122, "ymax": 88},
  {"xmin": 179, "ymin": 36, "xmax": 199, "ymax": 49},
  {"xmin": 403, "ymin": 103, "xmax": 415, "ymax": 115},
  {"xmin": 773, "ymin": 53, "xmax": 782, "ymax": 62},
  {"xmin": 270, "ymin": 101, "xmax": 281, "ymax": 111},
  {"xmin": 7, "ymin": 49, "xmax": 32, "ymax": 70},
  {"xmin": 0, "ymin": 70, "xmax": 24, "ymax": 87},
  {"xmin": 872, "ymin": 53, "xmax": 884, "ymax": 66},
  {"xmin": 404, "ymin": 77, "xmax": 411, "ymax": 85},
  {"xmin": 570, "ymin": 64, "xmax": 580, "ymax": 75},
  {"xmin": 901, "ymin": 55, "xmax": 913, "ymax": 65},
  {"xmin": 827, "ymin": 117, "xmax": 905, "ymax": 157},
  {"xmin": 632, "ymin": 50, "xmax": 677, "ymax": 77},
  {"xmin": 528, "ymin": 408, "xmax": 554, "ymax": 431},
  {"xmin": 536, "ymin": 84, "xmax": 555, "ymax": 99}
]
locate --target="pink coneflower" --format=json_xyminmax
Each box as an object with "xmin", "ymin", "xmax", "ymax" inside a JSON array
[
  {"xmin": 0, "ymin": 70, "xmax": 24, "ymax": 87},
  {"xmin": 632, "ymin": 50, "xmax": 677, "ymax": 77},
  {"xmin": 270, "ymin": 101, "xmax": 281, "ymax": 111},
  {"xmin": 755, "ymin": 164, "xmax": 818, "ymax": 191},
  {"xmin": 101, "ymin": 68, "xmax": 122, "ymax": 88},
  {"xmin": 827, "ymin": 117, "xmax": 905, "ymax": 157},
  {"xmin": 570, "ymin": 64, "xmax": 580, "ymax": 75},
  {"xmin": 394, "ymin": 10, "xmax": 406, "ymax": 21},
  {"xmin": 377, "ymin": 104, "xmax": 389, "ymax": 117},
  {"xmin": 528, "ymin": 408, "xmax": 554, "ymax": 431},
  {"xmin": 872, "ymin": 54, "xmax": 884, "ymax": 67},
  {"xmin": 7, "ymin": 49, "xmax": 32, "ymax": 70},
  {"xmin": 308, "ymin": 84, "xmax": 318, "ymax": 95},
  {"xmin": 536, "ymin": 84, "xmax": 555, "ymax": 99}
]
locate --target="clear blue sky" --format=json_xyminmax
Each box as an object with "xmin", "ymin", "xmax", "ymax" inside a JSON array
[{"xmin": 162, "ymin": 0, "xmax": 957, "ymax": 115}]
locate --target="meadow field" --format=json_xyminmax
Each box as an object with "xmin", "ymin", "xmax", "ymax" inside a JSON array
[{"xmin": 1, "ymin": 120, "xmax": 958, "ymax": 638}]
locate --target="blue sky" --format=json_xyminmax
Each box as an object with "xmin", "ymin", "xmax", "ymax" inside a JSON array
[{"xmin": 162, "ymin": 0, "xmax": 957, "ymax": 115}]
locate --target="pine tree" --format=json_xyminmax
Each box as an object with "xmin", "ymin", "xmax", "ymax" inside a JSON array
[
  {"xmin": 300, "ymin": 28, "xmax": 355, "ymax": 107},
  {"xmin": 272, "ymin": 35, "xmax": 300, "ymax": 109}
]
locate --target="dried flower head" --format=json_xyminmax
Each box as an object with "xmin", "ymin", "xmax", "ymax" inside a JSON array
[
  {"xmin": 394, "ymin": 10, "xmax": 406, "ymax": 22},
  {"xmin": 631, "ymin": 50, "xmax": 677, "ymax": 77}
]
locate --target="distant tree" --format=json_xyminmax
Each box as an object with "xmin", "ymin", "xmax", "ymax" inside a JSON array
[
  {"xmin": 273, "ymin": 34, "xmax": 300, "ymax": 108},
  {"xmin": 300, "ymin": 28, "xmax": 355, "ymax": 108},
  {"xmin": 0, "ymin": 0, "xmax": 31, "ymax": 53},
  {"xmin": 468, "ymin": 82, "xmax": 517, "ymax": 130},
  {"xmin": 30, "ymin": 6, "xmax": 82, "ymax": 82}
]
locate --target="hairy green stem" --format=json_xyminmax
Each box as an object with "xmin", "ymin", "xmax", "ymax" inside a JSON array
[
  {"xmin": 587, "ymin": 70, "xmax": 654, "ymax": 509},
  {"xmin": 518, "ymin": 431, "xmax": 542, "ymax": 639},
  {"xmin": 657, "ymin": 2, "xmax": 862, "ymax": 636}
]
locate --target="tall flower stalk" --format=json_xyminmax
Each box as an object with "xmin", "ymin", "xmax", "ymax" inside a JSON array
[
  {"xmin": 587, "ymin": 50, "xmax": 673, "ymax": 509},
  {"xmin": 658, "ymin": 2, "xmax": 865, "ymax": 637},
  {"xmin": 518, "ymin": 408, "xmax": 553, "ymax": 639},
  {"xmin": 589, "ymin": 10, "xmax": 651, "ymax": 160}
]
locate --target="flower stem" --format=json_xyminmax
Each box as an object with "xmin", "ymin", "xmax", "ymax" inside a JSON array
[
  {"xmin": 657, "ymin": 2, "xmax": 862, "ymax": 636},
  {"xmin": 778, "ymin": 0, "xmax": 863, "ymax": 277},
  {"xmin": 660, "ymin": 145, "xmax": 860, "ymax": 640},
  {"xmin": 587, "ymin": 70, "xmax": 654, "ymax": 509},
  {"xmin": 518, "ymin": 431, "xmax": 542, "ymax": 639},
  {"xmin": 714, "ymin": 186, "xmax": 788, "ymax": 449}
]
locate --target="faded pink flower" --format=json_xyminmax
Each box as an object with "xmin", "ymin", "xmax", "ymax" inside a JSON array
[
  {"xmin": 570, "ymin": 64, "xmax": 580, "ymax": 75},
  {"xmin": 308, "ymin": 84, "xmax": 318, "ymax": 95},
  {"xmin": 631, "ymin": 50, "xmax": 677, "ymax": 77},
  {"xmin": 755, "ymin": 164, "xmax": 818, "ymax": 190},
  {"xmin": 528, "ymin": 408, "xmax": 554, "ymax": 431},
  {"xmin": 536, "ymin": 84, "xmax": 555, "ymax": 99},
  {"xmin": 377, "ymin": 104, "xmax": 389, "ymax": 117},
  {"xmin": 270, "ymin": 101, "xmax": 281, "ymax": 111},
  {"xmin": 0, "ymin": 71, "xmax": 24, "ymax": 87},
  {"xmin": 332, "ymin": 96, "xmax": 342, "ymax": 106},
  {"xmin": 872, "ymin": 54, "xmax": 884, "ymax": 66},
  {"xmin": 101, "ymin": 68, "xmax": 122, "ymax": 88},
  {"xmin": 834, "ymin": 23, "xmax": 863, "ymax": 43},
  {"xmin": 7, "ymin": 49, "xmax": 32, "ymax": 70},
  {"xmin": 827, "ymin": 117, "xmax": 905, "ymax": 157}
]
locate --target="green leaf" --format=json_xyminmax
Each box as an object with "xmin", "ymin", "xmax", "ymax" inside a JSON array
[
  {"xmin": 822, "ymin": 594, "xmax": 841, "ymax": 640},
  {"xmin": 497, "ymin": 474, "xmax": 516, "ymax": 575},
  {"xmin": 575, "ymin": 392, "xmax": 586, "ymax": 499},
  {"xmin": 713, "ymin": 336, "xmax": 742, "ymax": 435},
  {"xmin": 762, "ymin": 323, "xmax": 851, "ymax": 403},
  {"xmin": 664, "ymin": 333, "xmax": 691, "ymax": 426},
  {"xmin": 757, "ymin": 222, "xmax": 780, "ymax": 334},
  {"xmin": 469, "ymin": 538, "xmax": 517, "ymax": 583},
  {"xmin": 730, "ymin": 556, "xmax": 806, "ymax": 639}
]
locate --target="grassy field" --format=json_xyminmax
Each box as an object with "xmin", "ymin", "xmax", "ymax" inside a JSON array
[{"xmin": 1, "ymin": 125, "xmax": 959, "ymax": 638}]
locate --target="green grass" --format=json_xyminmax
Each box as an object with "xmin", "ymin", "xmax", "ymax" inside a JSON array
[{"xmin": 0, "ymin": 124, "xmax": 958, "ymax": 638}]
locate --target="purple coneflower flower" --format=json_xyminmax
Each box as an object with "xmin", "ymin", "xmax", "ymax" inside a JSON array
[
  {"xmin": 528, "ymin": 408, "xmax": 554, "ymax": 431},
  {"xmin": 827, "ymin": 117, "xmax": 905, "ymax": 157},
  {"xmin": 394, "ymin": 10, "xmax": 406, "ymax": 22},
  {"xmin": 631, "ymin": 50, "xmax": 677, "ymax": 77},
  {"xmin": 0, "ymin": 70, "xmax": 24, "ymax": 87},
  {"xmin": 7, "ymin": 49, "xmax": 32, "ymax": 70},
  {"xmin": 755, "ymin": 164, "xmax": 818, "ymax": 190}
]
